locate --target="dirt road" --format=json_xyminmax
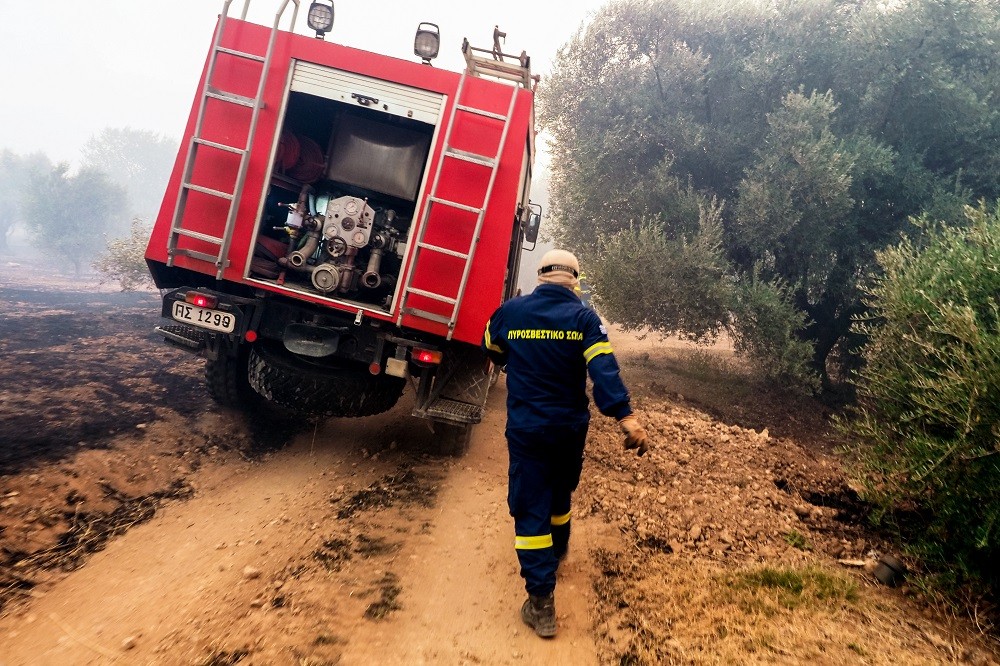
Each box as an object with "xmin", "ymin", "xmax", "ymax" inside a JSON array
[
  {"xmin": 0, "ymin": 388, "xmax": 607, "ymax": 665},
  {"xmin": 1, "ymin": 264, "xmax": 997, "ymax": 665}
]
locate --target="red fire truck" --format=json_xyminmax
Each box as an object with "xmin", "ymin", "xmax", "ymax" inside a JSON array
[{"xmin": 144, "ymin": 0, "xmax": 541, "ymax": 452}]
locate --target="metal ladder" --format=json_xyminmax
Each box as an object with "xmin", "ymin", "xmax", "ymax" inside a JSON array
[
  {"xmin": 398, "ymin": 73, "xmax": 519, "ymax": 339},
  {"xmin": 166, "ymin": 0, "xmax": 299, "ymax": 279}
]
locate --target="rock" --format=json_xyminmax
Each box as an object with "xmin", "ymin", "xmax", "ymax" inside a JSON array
[
  {"xmin": 688, "ymin": 525, "xmax": 703, "ymax": 542},
  {"xmin": 242, "ymin": 566, "xmax": 262, "ymax": 580},
  {"xmin": 121, "ymin": 636, "xmax": 138, "ymax": 650},
  {"xmin": 250, "ymin": 598, "xmax": 265, "ymax": 608}
]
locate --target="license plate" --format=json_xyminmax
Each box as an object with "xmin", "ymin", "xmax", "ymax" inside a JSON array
[{"xmin": 171, "ymin": 300, "xmax": 236, "ymax": 333}]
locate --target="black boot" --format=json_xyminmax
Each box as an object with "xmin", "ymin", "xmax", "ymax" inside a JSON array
[{"xmin": 521, "ymin": 592, "xmax": 556, "ymax": 637}]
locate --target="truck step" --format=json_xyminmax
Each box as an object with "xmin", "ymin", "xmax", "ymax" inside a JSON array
[
  {"xmin": 428, "ymin": 196, "xmax": 482, "ymax": 215},
  {"xmin": 216, "ymin": 46, "xmax": 266, "ymax": 62},
  {"xmin": 171, "ymin": 248, "xmax": 228, "ymax": 266},
  {"xmin": 205, "ymin": 86, "xmax": 258, "ymax": 108},
  {"xmin": 421, "ymin": 398, "xmax": 483, "ymax": 425},
  {"xmin": 193, "ymin": 137, "xmax": 245, "ymax": 154},
  {"xmin": 174, "ymin": 228, "xmax": 224, "ymax": 245},
  {"xmin": 406, "ymin": 286, "xmax": 458, "ymax": 305},
  {"xmin": 182, "ymin": 182, "xmax": 235, "ymax": 201},
  {"xmin": 402, "ymin": 307, "xmax": 453, "ymax": 326},
  {"xmin": 416, "ymin": 241, "xmax": 469, "ymax": 260},
  {"xmin": 155, "ymin": 324, "xmax": 208, "ymax": 351},
  {"xmin": 455, "ymin": 104, "xmax": 508, "ymax": 121},
  {"xmin": 445, "ymin": 148, "xmax": 496, "ymax": 167}
]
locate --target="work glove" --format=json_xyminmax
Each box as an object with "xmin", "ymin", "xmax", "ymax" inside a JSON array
[{"xmin": 618, "ymin": 415, "xmax": 649, "ymax": 457}]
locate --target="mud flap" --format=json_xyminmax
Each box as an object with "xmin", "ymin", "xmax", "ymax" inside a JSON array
[{"xmin": 413, "ymin": 341, "xmax": 492, "ymax": 426}]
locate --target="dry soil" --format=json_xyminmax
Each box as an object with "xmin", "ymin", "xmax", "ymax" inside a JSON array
[{"xmin": 0, "ymin": 262, "xmax": 997, "ymax": 665}]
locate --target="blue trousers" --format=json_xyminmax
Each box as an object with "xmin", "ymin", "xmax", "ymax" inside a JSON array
[{"xmin": 506, "ymin": 423, "xmax": 587, "ymax": 596}]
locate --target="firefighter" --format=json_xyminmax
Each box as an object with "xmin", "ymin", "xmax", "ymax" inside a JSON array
[{"xmin": 482, "ymin": 249, "xmax": 650, "ymax": 638}]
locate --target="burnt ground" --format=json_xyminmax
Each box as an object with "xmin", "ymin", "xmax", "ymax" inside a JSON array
[
  {"xmin": 0, "ymin": 264, "xmax": 287, "ymax": 608},
  {"xmin": 0, "ymin": 286, "xmax": 198, "ymax": 470}
]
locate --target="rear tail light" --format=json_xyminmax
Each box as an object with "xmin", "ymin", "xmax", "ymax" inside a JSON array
[
  {"xmin": 185, "ymin": 292, "xmax": 218, "ymax": 309},
  {"xmin": 412, "ymin": 348, "xmax": 443, "ymax": 365}
]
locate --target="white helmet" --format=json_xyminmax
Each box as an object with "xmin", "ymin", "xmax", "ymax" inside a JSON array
[{"xmin": 537, "ymin": 249, "xmax": 580, "ymax": 282}]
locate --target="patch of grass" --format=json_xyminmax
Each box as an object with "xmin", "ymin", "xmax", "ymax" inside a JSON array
[
  {"xmin": 729, "ymin": 566, "xmax": 858, "ymax": 609},
  {"xmin": 684, "ymin": 348, "xmax": 736, "ymax": 379},
  {"xmin": 784, "ymin": 529, "xmax": 811, "ymax": 551}
]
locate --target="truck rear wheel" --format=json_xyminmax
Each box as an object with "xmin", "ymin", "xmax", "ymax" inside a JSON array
[
  {"xmin": 248, "ymin": 343, "xmax": 405, "ymax": 417},
  {"xmin": 205, "ymin": 345, "xmax": 259, "ymax": 410},
  {"xmin": 435, "ymin": 422, "xmax": 473, "ymax": 456}
]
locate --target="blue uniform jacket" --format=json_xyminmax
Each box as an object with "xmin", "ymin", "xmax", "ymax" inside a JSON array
[{"xmin": 481, "ymin": 284, "xmax": 632, "ymax": 430}]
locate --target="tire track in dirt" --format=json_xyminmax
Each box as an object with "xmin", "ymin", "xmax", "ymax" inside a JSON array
[
  {"xmin": 0, "ymin": 386, "xmax": 608, "ymax": 665},
  {"xmin": 335, "ymin": 386, "xmax": 609, "ymax": 665}
]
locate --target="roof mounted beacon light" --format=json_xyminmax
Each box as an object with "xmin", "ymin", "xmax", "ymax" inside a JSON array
[
  {"xmin": 414, "ymin": 22, "xmax": 440, "ymax": 64},
  {"xmin": 307, "ymin": 1, "xmax": 334, "ymax": 39}
]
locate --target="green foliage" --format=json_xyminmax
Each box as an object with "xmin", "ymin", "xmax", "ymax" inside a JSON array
[
  {"xmin": 846, "ymin": 202, "xmax": 1000, "ymax": 587},
  {"xmin": 736, "ymin": 90, "xmax": 892, "ymax": 298},
  {"xmin": 729, "ymin": 268, "xmax": 820, "ymax": 392},
  {"xmin": 23, "ymin": 164, "xmax": 127, "ymax": 274},
  {"xmin": 589, "ymin": 202, "xmax": 732, "ymax": 341},
  {"xmin": 783, "ymin": 530, "xmax": 811, "ymax": 551},
  {"xmin": 728, "ymin": 566, "xmax": 858, "ymax": 609},
  {"xmin": 542, "ymin": 0, "xmax": 1000, "ymax": 381},
  {"xmin": 92, "ymin": 218, "xmax": 154, "ymax": 291}
]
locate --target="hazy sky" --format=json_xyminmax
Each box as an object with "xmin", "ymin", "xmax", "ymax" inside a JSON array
[{"xmin": 0, "ymin": 0, "xmax": 607, "ymax": 165}]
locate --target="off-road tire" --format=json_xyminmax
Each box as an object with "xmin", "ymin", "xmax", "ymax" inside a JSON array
[
  {"xmin": 205, "ymin": 345, "xmax": 260, "ymax": 410},
  {"xmin": 247, "ymin": 343, "xmax": 405, "ymax": 417},
  {"xmin": 434, "ymin": 422, "xmax": 473, "ymax": 456}
]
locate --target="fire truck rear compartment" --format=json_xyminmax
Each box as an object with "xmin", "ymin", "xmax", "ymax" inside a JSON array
[{"xmin": 248, "ymin": 89, "xmax": 435, "ymax": 312}]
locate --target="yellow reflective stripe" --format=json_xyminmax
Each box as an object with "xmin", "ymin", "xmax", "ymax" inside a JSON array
[
  {"xmin": 515, "ymin": 534, "xmax": 554, "ymax": 550},
  {"xmin": 484, "ymin": 322, "xmax": 502, "ymax": 353},
  {"xmin": 551, "ymin": 511, "xmax": 571, "ymax": 526},
  {"xmin": 584, "ymin": 341, "xmax": 613, "ymax": 363}
]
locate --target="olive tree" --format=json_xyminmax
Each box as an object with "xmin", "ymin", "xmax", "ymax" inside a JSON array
[
  {"xmin": 542, "ymin": 0, "xmax": 1000, "ymax": 386},
  {"xmin": 23, "ymin": 164, "xmax": 127, "ymax": 275}
]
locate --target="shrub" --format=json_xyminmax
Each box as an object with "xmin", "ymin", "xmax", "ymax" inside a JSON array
[
  {"xmin": 728, "ymin": 268, "xmax": 820, "ymax": 393},
  {"xmin": 589, "ymin": 203, "xmax": 732, "ymax": 342},
  {"xmin": 846, "ymin": 202, "xmax": 1000, "ymax": 589},
  {"xmin": 93, "ymin": 218, "xmax": 153, "ymax": 291}
]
